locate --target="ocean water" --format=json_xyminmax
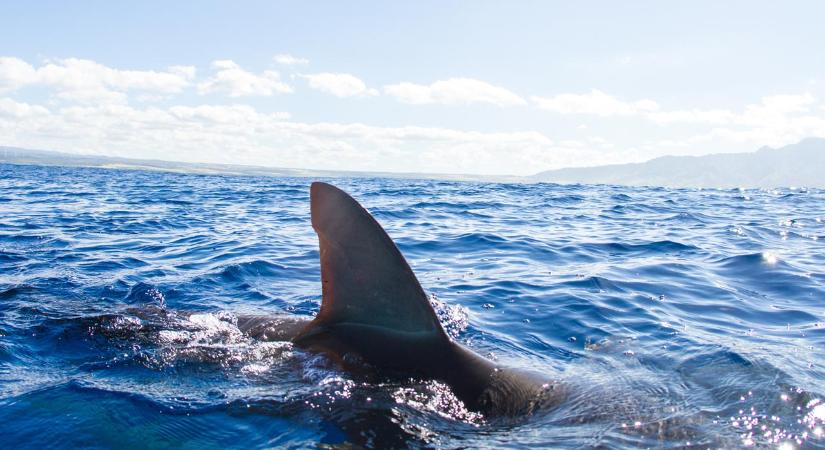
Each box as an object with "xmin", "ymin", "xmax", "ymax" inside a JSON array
[{"xmin": 1, "ymin": 163, "xmax": 824, "ymax": 449}]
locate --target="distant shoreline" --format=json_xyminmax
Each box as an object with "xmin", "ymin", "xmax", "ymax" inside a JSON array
[{"xmin": 0, "ymin": 146, "xmax": 517, "ymax": 184}]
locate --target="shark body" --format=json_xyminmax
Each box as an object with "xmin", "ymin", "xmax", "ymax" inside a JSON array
[{"xmin": 238, "ymin": 182, "xmax": 563, "ymax": 416}]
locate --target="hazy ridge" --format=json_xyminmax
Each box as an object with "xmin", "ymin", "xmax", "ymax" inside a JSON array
[{"xmin": 530, "ymin": 138, "xmax": 825, "ymax": 188}]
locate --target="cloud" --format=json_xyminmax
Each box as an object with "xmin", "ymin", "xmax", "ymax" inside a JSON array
[
  {"xmin": 169, "ymin": 104, "xmax": 290, "ymax": 122},
  {"xmin": 169, "ymin": 65, "xmax": 197, "ymax": 80},
  {"xmin": 646, "ymin": 109, "xmax": 735, "ymax": 125},
  {"xmin": 197, "ymin": 60, "xmax": 292, "ymax": 97},
  {"xmin": 4, "ymin": 55, "xmax": 825, "ymax": 175},
  {"xmin": 737, "ymin": 93, "xmax": 816, "ymax": 126},
  {"xmin": 532, "ymin": 89, "xmax": 659, "ymax": 116},
  {"xmin": 302, "ymin": 73, "xmax": 378, "ymax": 98},
  {"xmin": 646, "ymin": 94, "xmax": 816, "ymax": 126},
  {"xmin": 0, "ymin": 98, "xmax": 588, "ymax": 175},
  {"xmin": 0, "ymin": 97, "xmax": 50, "ymax": 118},
  {"xmin": 757, "ymin": 93, "xmax": 816, "ymax": 113},
  {"xmin": 6, "ymin": 87, "xmax": 822, "ymax": 176},
  {"xmin": 0, "ymin": 57, "xmax": 37, "ymax": 93},
  {"xmin": 57, "ymin": 88, "xmax": 128, "ymax": 105},
  {"xmin": 0, "ymin": 57, "xmax": 192, "ymax": 102},
  {"xmin": 642, "ymin": 93, "xmax": 825, "ymax": 152},
  {"xmin": 384, "ymin": 78, "xmax": 527, "ymax": 107},
  {"xmin": 532, "ymin": 90, "xmax": 821, "ymax": 146},
  {"xmin": 274, "ymin": 54, "xmax": 309, "ymax": 66}
]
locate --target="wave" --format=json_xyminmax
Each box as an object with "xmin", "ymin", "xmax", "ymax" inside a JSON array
[{"xmin": 1, "ymin": 164, "xmax": 824, "ymax": 448}]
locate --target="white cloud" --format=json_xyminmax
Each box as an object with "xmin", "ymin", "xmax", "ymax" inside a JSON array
[
  {"xmin": 531, "ymin": 90, "xmax": 821, "ymax": 148},
  {"xmin": 197, "ymin": 60, "xmax": 292, "ymax": 97},
  {"xmin": 0, "ymin": 97, "xmax": 50, "ymax": 118},
  {"xmin": 384, "ymin": 78, "xmax": 527, "ymax": 107},
  {"xmin": 5, "ymin": 55, "xmax": 825, "ymax": 176},
  {"xmin": 169, "ymin": 65, "xmax": 197, "ymax": 80},
  {"xmin": 6, "ymin": 87, "xmax": 823, "ymax": 176},
  {"xmin": 0, "ymin": 57, "xmax": 193, "ymax": 103},
  {"xmin": 169, "ymin": 104, "xmax": 290, "ymax": 122},
  {"xmin": 0, "ymin": 57, "xmax": 37, "ymax": 93},
  {"xmin": 646, "ymin": 94, "xmax": 816, "ymax": 126},
  {"xmin": 532, "ymin": 89, "xmax": 659, "ymax": 116},
  {"xmin": 274, "ymin": 54, "xmax": 309, "ymax": 66},
  {"xmin": 646, "ymin": 108, "xmax": 735, "ymax": 125},
  {"xmin": 211, "ymin": 60, "xmax": 238, "ymax": 70},
  {"xmin": 757, "ymin": 93, "xmax": 815, "ymax": 113},
  {"xmin": 37, "ymin": 58, "xmax": 191, "ymax": 93},
  {"xmin": 57, "ymin": 88, "xmax": 129, "ymax": 105},
  {"xmin": 302, "ymin": 73, "xmax": 378, "ymax": 98},
  {"xmin": 737, "ymin": 93, "xmax": 815, "ymax": 126},
  {"xmin": 0, "ymin": 99, "xmax": 589, "ymax": 175},
  {"xmin": 643, "ymin": 93, "xmax": 825, "ymax": 152}
]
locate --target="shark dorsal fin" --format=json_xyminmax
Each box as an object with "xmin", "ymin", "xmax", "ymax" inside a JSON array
[{"xmin": 303, "ymin": 182, "xmax": 446, "ymax": 337}]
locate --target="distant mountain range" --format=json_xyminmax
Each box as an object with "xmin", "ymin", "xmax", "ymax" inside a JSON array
[
  {"xmin": 2, "ymin": 138, "xmax": 824, "ymax": 188},
  {"xmin": 530, "ymin": 138, "xmax": 825, "ymax": 188}
]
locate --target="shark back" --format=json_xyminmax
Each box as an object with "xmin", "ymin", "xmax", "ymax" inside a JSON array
[{"xmin": 292, "ymin": 182, "xmax": 561, "ymax": 416}]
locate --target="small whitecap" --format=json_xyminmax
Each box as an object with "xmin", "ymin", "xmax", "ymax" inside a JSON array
[
  {"xmin": 811, "ymin": 403, "xmax": 825, "ymax": 421},
  {"xmin": 429, "ymin": 294, "xmax": 468, "ymax": 338},
  {"xmin": 762, "ymin": 252, "xmax": 779, "ymax": 264},
  {"xmin": 158, "ymin": 329, "xmax": 192, "ymax": 343},
  {"xmin": 241, "ymin": 363, "xmax": 270, "ymax": 375}
]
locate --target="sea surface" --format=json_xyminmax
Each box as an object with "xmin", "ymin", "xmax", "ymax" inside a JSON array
[{"xmin": 1, "ymin": 163, "xmax": 824, "ymax": 449}]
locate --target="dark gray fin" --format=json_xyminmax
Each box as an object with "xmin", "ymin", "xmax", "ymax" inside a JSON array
[{"xmin": 296, "ymin": 182, "xmax": 447, "ymax": 340}]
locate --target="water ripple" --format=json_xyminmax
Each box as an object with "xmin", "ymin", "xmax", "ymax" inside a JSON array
[{"xmin": 1, "ymin": 164, "xmax": 824, "ymax": 449}]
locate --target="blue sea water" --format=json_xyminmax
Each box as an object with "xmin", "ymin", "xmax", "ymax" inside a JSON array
[{"xmin": 0, "ymin": 163, "xmax": 824, "ymax": 449}]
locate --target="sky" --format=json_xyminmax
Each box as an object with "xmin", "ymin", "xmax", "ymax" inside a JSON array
[{"xmin": 1, "ymin": 1, "xmax": 825, "ymax": 176}]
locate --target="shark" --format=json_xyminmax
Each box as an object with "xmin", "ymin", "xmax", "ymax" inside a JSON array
[{"xmin": 236, "ymin": 182, "xmax": 563, "ymax": 416}]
